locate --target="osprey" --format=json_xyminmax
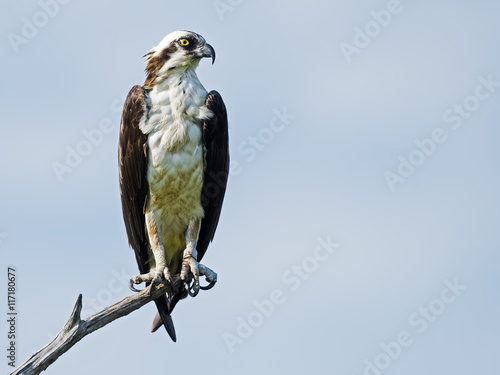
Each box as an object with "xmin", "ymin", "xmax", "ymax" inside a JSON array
[{"xmin": 118, "ymin": 30, "xmax": 229, "ymax": 342}]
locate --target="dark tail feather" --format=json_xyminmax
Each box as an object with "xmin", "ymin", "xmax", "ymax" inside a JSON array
[
  {"xmin": 151, "ymin": 292, "xmax": 183, "ymax": 339},
  {"xmin": 152, "ymin": 296, "xmax": 176, "ymax": 342},
  {"xmin": 151, "ymin": 312, "xmax": 164, "ymax": 333}
]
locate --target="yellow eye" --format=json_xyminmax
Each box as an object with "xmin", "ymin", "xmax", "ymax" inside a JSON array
[{"xmin": 180, "ymin": 39, "xmax": 190, "ymax": 46}]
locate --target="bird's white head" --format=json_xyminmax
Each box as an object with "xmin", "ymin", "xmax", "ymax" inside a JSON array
[{"xmin": 143, "ymin": 30, "xmax": 215, "ymax": 88}]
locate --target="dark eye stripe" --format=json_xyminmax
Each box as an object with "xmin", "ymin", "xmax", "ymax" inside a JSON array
[{"xmin": 178, "ymin": 38, "xmax": 197, "ymax": 50}]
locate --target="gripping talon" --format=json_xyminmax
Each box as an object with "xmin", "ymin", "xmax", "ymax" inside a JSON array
[
  {"xmin": 129, "ymin": 279, "xmax": 144, "ymax": 293},
  {"xmin": 188, "ymin": 286, "xmax": 197, "ymax": 297},
  {"xmin": 200, "ymin": 280, "xmax": 216, "ymax": 290},
  {"xmin": 198, "ymin": 264, "xmax": 217, "ymax": 291},
  {"xmin": 180, "ymin": 252, "xmax": 216, "ymax": 297},
  {"xmin": 184, "ymin": 279, "xmax": 195, "ymax": 297},
  {"xmin": 129, "ymin": 266, "xmax": 170, "ymax": 294},
  {"xmin": 186, "ymin": 278, "xmax": 200, "ymax": 297}
]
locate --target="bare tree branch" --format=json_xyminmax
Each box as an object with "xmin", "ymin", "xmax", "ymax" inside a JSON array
[{"xmin": 10, "ymin": 280, "xmax": 179, "ymax": 375}]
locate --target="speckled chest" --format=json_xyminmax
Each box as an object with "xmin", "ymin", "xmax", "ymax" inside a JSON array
[{"xmin": 139, "ymin": 71, "xmax": 211, "ymax": 230}]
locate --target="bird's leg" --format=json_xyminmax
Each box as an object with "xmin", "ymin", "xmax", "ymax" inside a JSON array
[
  {"xmin": 180, "ymin": 218, "xmax": 217, "ymax": 297},
  {"xmin": 180, "ymin": 218, "xmax": 200, "ymax": 296},
  {"xmin": 129, "ymin": 210, "xmax": 171, "ymax": 293}
]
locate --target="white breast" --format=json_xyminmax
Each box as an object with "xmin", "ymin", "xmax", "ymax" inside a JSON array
[{"xmin": 140, "ymin": 69, "xmax": 212, "ymax": 260}]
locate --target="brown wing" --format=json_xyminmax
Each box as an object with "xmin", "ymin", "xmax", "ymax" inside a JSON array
[
  {"xmin": 119, "ymin": 86, "xmax": 176, "ymax": 342},
  {"xmin": 197, "ymin": 90, "xmax": 229, "ymax": 261},
  {"xmin": 118, "ymin": 85, "xmax": 150, "ymax": 274}
]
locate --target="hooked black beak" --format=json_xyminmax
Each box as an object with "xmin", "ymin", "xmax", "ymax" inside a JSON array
[{"xmin": 200, "ymin": 43, "xmax": 216, "ymax": 64}]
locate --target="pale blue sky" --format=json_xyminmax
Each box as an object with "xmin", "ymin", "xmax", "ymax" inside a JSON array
[{"xmin": 1, "ymin": 1, "xmax": 499, "ymax": 374}]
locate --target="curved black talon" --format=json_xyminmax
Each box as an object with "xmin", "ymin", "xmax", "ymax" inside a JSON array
[
  {"xmin": 184, "ymin": 275, "xmax": 216, "ymax": 296},
  {"xmin": 188, "ymin": 288, "xmax": 197, "ymax": 297},
  {"xmin": 200, "ymin": 280, "xmax": 216, "ymax": 291},
  {"xmin": 186, "ymin": 279, "xmax": 199, "ymax": 297},
  {"xmin": 129, "ymin": 279, "xmax": 144, "ymax": 293}
]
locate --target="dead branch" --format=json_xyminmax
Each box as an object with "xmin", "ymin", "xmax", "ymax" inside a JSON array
[{"xmin": 10, "ymin": 279, "xmax": 180, "ymax": 375}]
